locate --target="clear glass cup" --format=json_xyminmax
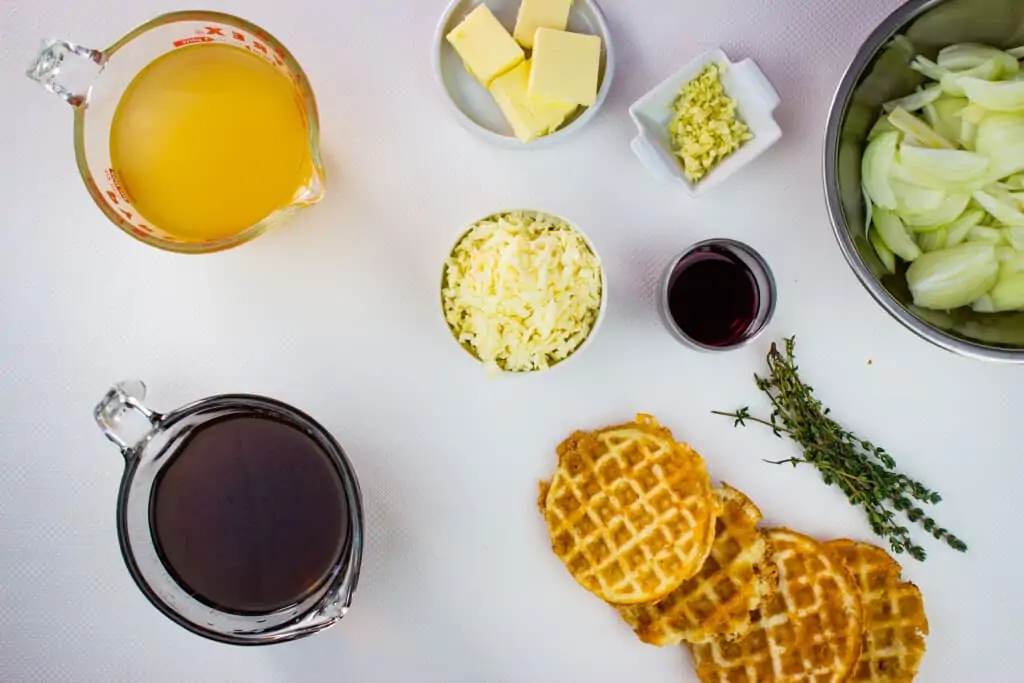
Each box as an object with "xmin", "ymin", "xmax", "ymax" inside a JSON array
[
  {"xmin": 94, "ymin": 381, "xmax": 363, "ymax": 645},
  {"xmin": 27, "ymin": 11, "xmax": 326, "ymax": 253},
  {"xmin": 658, "ymin": 238, "xmax": 777, "ymax": 351}
]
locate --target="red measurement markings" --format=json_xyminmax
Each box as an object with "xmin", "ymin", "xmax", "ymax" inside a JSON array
[
  {"xmin": 173, "ymin": 36, "xmax": 214, "ymax": 48},
  {"xmin": 104, "ymin": 169, "xmax": 129, "ymax": 204}
]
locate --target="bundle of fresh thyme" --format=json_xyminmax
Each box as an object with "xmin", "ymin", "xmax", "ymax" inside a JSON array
[{"xmin": 714, "ymin": 337, "xmax": 967, "ymax": 561}]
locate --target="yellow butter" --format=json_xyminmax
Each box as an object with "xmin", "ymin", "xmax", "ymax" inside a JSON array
[
  {"xmin": 513, "ymin": 0, "xmax": 573, "ymax": 49},
  {"xmin": 528, "ymin": 28, "xmax": 601, "ymax": 107},
  {"xmin": 446, "ymin": 5, "xmax": 525, "ymax": 86},
  {"xmin": 489, "ymin": 60, "xmax": 578, "ymax": 142}
]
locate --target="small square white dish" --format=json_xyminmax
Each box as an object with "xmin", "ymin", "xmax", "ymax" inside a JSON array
[
  {"xmin": 629, "ymin": 48, "xmax": 781, "ymax": 195},
  {"xmin": 433, "ymin": 0, "xmax": 614, "ymax": 149}
]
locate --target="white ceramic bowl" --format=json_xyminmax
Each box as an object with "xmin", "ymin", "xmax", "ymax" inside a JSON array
[
  {"xmin": 433, "ymin": 0, "xmax": 614, "ymax": 148},
  {"xmin": 440, "ymin": 209, "xmax": 608, "ymax": 373},
  {"xmin": 629, "ymin": 48, "xmax": 782, "ymax": 195}
]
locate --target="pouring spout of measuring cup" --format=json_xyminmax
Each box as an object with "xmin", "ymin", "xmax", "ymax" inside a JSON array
[{"xmin": 27, "ymin": 39, "xmax": 106, "ymax": 107}]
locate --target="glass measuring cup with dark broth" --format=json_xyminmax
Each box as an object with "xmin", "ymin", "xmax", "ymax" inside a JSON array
[
  {"xmin": 94, "ymin": 382, "xmax": 363, "ymax": 644},
  {"xmin": 659, "ymin": 239, "xmax": 776, "ymax": 350},
  {"xmin": 151, "ymin": 415, "xmax": 349, "ymax": 614}
]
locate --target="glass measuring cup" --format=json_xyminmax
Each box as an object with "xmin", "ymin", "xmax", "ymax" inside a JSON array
[
  {"xmin": 27, "ymin": 11, "xmax": 326, "ymax": 253},
  {"xmin": 94, "ymin": 381, "xmax": 363, "ymax": 645}
]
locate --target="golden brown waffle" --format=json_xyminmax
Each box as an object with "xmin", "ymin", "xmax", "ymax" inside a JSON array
[
  {"xmin": 540, "ymin": 414, "xmax": 717, "ymax": 605},
  {"xmin": 827, "ymin": 540, "xmax": 928, "ymax": 683},
  {"xmin": 689, "ymin": 528, "xmax": 864, "ymax": 683},
  {"xmin": 618, "ymin": 483, "xmax": 776, "ymax": 645}
]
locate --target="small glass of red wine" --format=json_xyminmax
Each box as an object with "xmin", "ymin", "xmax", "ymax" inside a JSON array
[{"xmin": 659, "ymin": 238, "xmax": 776, "ymax": 351}]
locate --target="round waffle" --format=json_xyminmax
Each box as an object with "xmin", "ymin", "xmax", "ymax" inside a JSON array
[
  {"xmin": 689, "ymin": 528, "xmax": 864, "ymax": 683},
  {"xmin": 826, "ymin": 540, "xmax": 929, "ymax": 683},
  {"xmin": 540, "ymin": 414, "xmax": 717, "ymax": 605},
  {"xmin": 618, "ymin": 483, "xmax": 777, "ymax": 645}
]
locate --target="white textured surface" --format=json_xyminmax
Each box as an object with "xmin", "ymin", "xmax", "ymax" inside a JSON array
[{"xmin": 0, "ymin": 1, "xmax": 1021, "ymax": 681}]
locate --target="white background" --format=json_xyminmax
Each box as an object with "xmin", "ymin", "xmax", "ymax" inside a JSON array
[{"xmin": 1, "ymin": 0, "xmax": 1021, "ymax": 681}]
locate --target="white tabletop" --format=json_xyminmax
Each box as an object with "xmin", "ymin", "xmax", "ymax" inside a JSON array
[{"xmin": 1, "ymin": 0, "xmax": 1021, "ymax": 681}]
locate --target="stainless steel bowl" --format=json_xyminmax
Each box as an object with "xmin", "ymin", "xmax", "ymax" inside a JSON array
[{"xmin": 825, "ymin": 0, "xmax": 1024, "ymax": 362}]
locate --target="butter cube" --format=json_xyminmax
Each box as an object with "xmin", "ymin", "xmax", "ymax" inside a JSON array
[
  {"xmin": 513, "ymin": 0, "xmax": 574, "ymax": 49},
  {"xmin": 528, "ymin": 28, "xmax": 601, "ymax": 107},
  {"xmin": 489, "ymin": 60, "xmax": 578, "ymax": 141},
  {"xmin": 446, "ymin": 5, "xmax": 525, "ymax": 86}
]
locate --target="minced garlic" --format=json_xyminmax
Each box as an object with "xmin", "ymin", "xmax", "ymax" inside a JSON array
[
  {"xmin": 442, "ymin": 211, "xmax": 603, "ymax": 373},
  {"xmin": 668, "ymin": 64, "xmax": 753, "ymax": 183}
]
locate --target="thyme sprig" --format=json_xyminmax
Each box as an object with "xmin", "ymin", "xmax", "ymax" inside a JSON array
[{"xmin": 713, "ymin": 337, "xmax": 967, "ymax": 561}]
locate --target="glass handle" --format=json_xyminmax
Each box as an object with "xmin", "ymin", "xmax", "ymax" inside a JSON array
[
  {"xmin": 26, "ymin": 39, "xmax": 105, "ymax": 107},
  {"xmin": 94, "ymin": 381, "xmax": 161, "ymax": 457}
]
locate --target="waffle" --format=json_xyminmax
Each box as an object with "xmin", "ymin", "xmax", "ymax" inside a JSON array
[
  {"xmin": 690, "ymin": 528, "xmax": 864, "ymax": 683},
  {"xmin": 826, "ymin": 540, "xmax": 929, "ymax": 683},
  {"xmin": 539, "ymin": 414, "xmax": 717, "ymax": 605},
  {"xmin": 618, "ymin": 484, "xmax": 776, "ymax": 645}
]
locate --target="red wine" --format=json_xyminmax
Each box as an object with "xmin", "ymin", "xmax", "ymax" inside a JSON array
[
  {"xmin": 151, "ymin": 415, "xmax": 348, "ymax": 614},
  {"xmin": 666, "ymin": 245, "xmax": 759, "ymax": 347}
]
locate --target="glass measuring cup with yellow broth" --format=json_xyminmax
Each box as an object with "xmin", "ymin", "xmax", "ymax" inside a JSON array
[{"xmin": 27, "ymin": 11, "xmax": 325, "ymax": 253}]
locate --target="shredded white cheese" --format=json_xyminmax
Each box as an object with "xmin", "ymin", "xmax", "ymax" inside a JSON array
[{"xmin": 442, "ymin": 211, "xmax": 603, "ymax": 373}]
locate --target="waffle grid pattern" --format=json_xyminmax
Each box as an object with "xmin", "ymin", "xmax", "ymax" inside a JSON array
[
  {"xmin": 827, "ymin": 540, "xmax": 929, "ymax": 683},
  {"xmin": 690, "ymin": 528, "xmax": 864, "ymax": 683},
  {"xmin": 543, "ymin": 418, "xmax": 716, "ymax": 605},
  {"xmin": 619, "ymin": 484, "xmax": 776, "ymax": 645}
]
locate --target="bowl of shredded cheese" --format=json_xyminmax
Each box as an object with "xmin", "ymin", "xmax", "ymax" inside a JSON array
[{"xmin": 441, "ymin": 210, "xmax": 606, "ymax": 374}]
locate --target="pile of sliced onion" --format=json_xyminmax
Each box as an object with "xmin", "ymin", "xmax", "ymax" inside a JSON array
[{"xmin": 862, "ymin": 42, "xmax": 1024, "ymax": 312}]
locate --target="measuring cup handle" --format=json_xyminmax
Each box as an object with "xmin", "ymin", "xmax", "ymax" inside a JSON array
[
  {"xmin": 26, "ymin": 39, "xmax": 105, "ymax": 107},
  {"xmin": 94, "ymin": 381, "xmax": 161, "ymax": 457}
]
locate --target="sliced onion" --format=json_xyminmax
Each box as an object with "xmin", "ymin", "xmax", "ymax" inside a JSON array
[
  {"xmin": 883, "ymin": 85, "xmax": 943, "ymax": 113},
  {"xmin": 996, "ymin": 245, "xmax": 1018, "ymax": 262},
  {"xmin": 873, "ymin": 208, "xmax": 922, "ymax": 261},
  {"xmin": 892, "ymin": 180, "xmax": 945, "ymax": 213},
  {"xmin": 918, "ymin": 227, "xmax": 947, "ymax": 251},
  {"xmin": 998, "ymin": 248, "xmax": 1024, "ymax": 270},
  {"xmin": 971, "ymin": 295, "xmax": 996, "ymax": 312},
  {"xmin": 959, "ymin": 76, "xmax": 1024, "ymax": 111},
  {"xmin": 944, "ymin": 209, "xmax": 986, "ymax": 246},
  {"xmin": 906, "ymin": 243, "xmax": 999, "ymax": 309},
  {"xmin": 960, "ymin": 118, "xmax": 978, "ymax": 149},
  {"xmin": 972, "ymin": 190, "xmax": 1024, "ymax": 226},
  {"xmin": 888, "ymin": 107, "xmax": 955, "ymax": 148},
  {"xmin": 861, "ymin": 131, "xmax": 900, "ymax": 209},
  {"xmin": 989, "ymin": 272, "xmax": 1024, "ymax": 310},
  {"xmin": 938, "ymin": 44, "xmax": 1019, "ymax": 75},
  {"xmin": 912, "ymin": 56, "xmax": 949, "ymax": 82},
  {"xmin": 966, "ymin": 224, "xmax": 1004, "ymax": 244},
  {"xmin": 862, "ymin": 185, "xmax": 874, "ymax": 238},
  {"xmin": 868, "ymin": 116, "xmax": 898, "ymax": 141},
  {"xmin": 901, "ymin": 193, "xmax": 970, "ymax": 228},
  {"xmin": 930, "ymin": 97, "xmax": 969, "ymax": 143},
  {"xmin": 897, "ymin": 145, "xmax": 990, "ymax": 189},
  {"xmin": 863, "ymin": 43, "xmax": 1024, "ymax": 312},
  {"xmin": 959, "ymin": 103, "xmax": 988, "ymax": 124},
  {"xmin": 974, "ymin": 113, "xmax": 1024, "ymax": 178},
  {"xmin": 941, "ymin": 60, "xmax": 1002, "ymax": 96},
  {"xmin": 869, "ymin": 228, "xmax": 896, "ymax": 274},
  {"xmin": 1005, "ymin": 225, "xmax": 1024, "ymax": 250}
]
